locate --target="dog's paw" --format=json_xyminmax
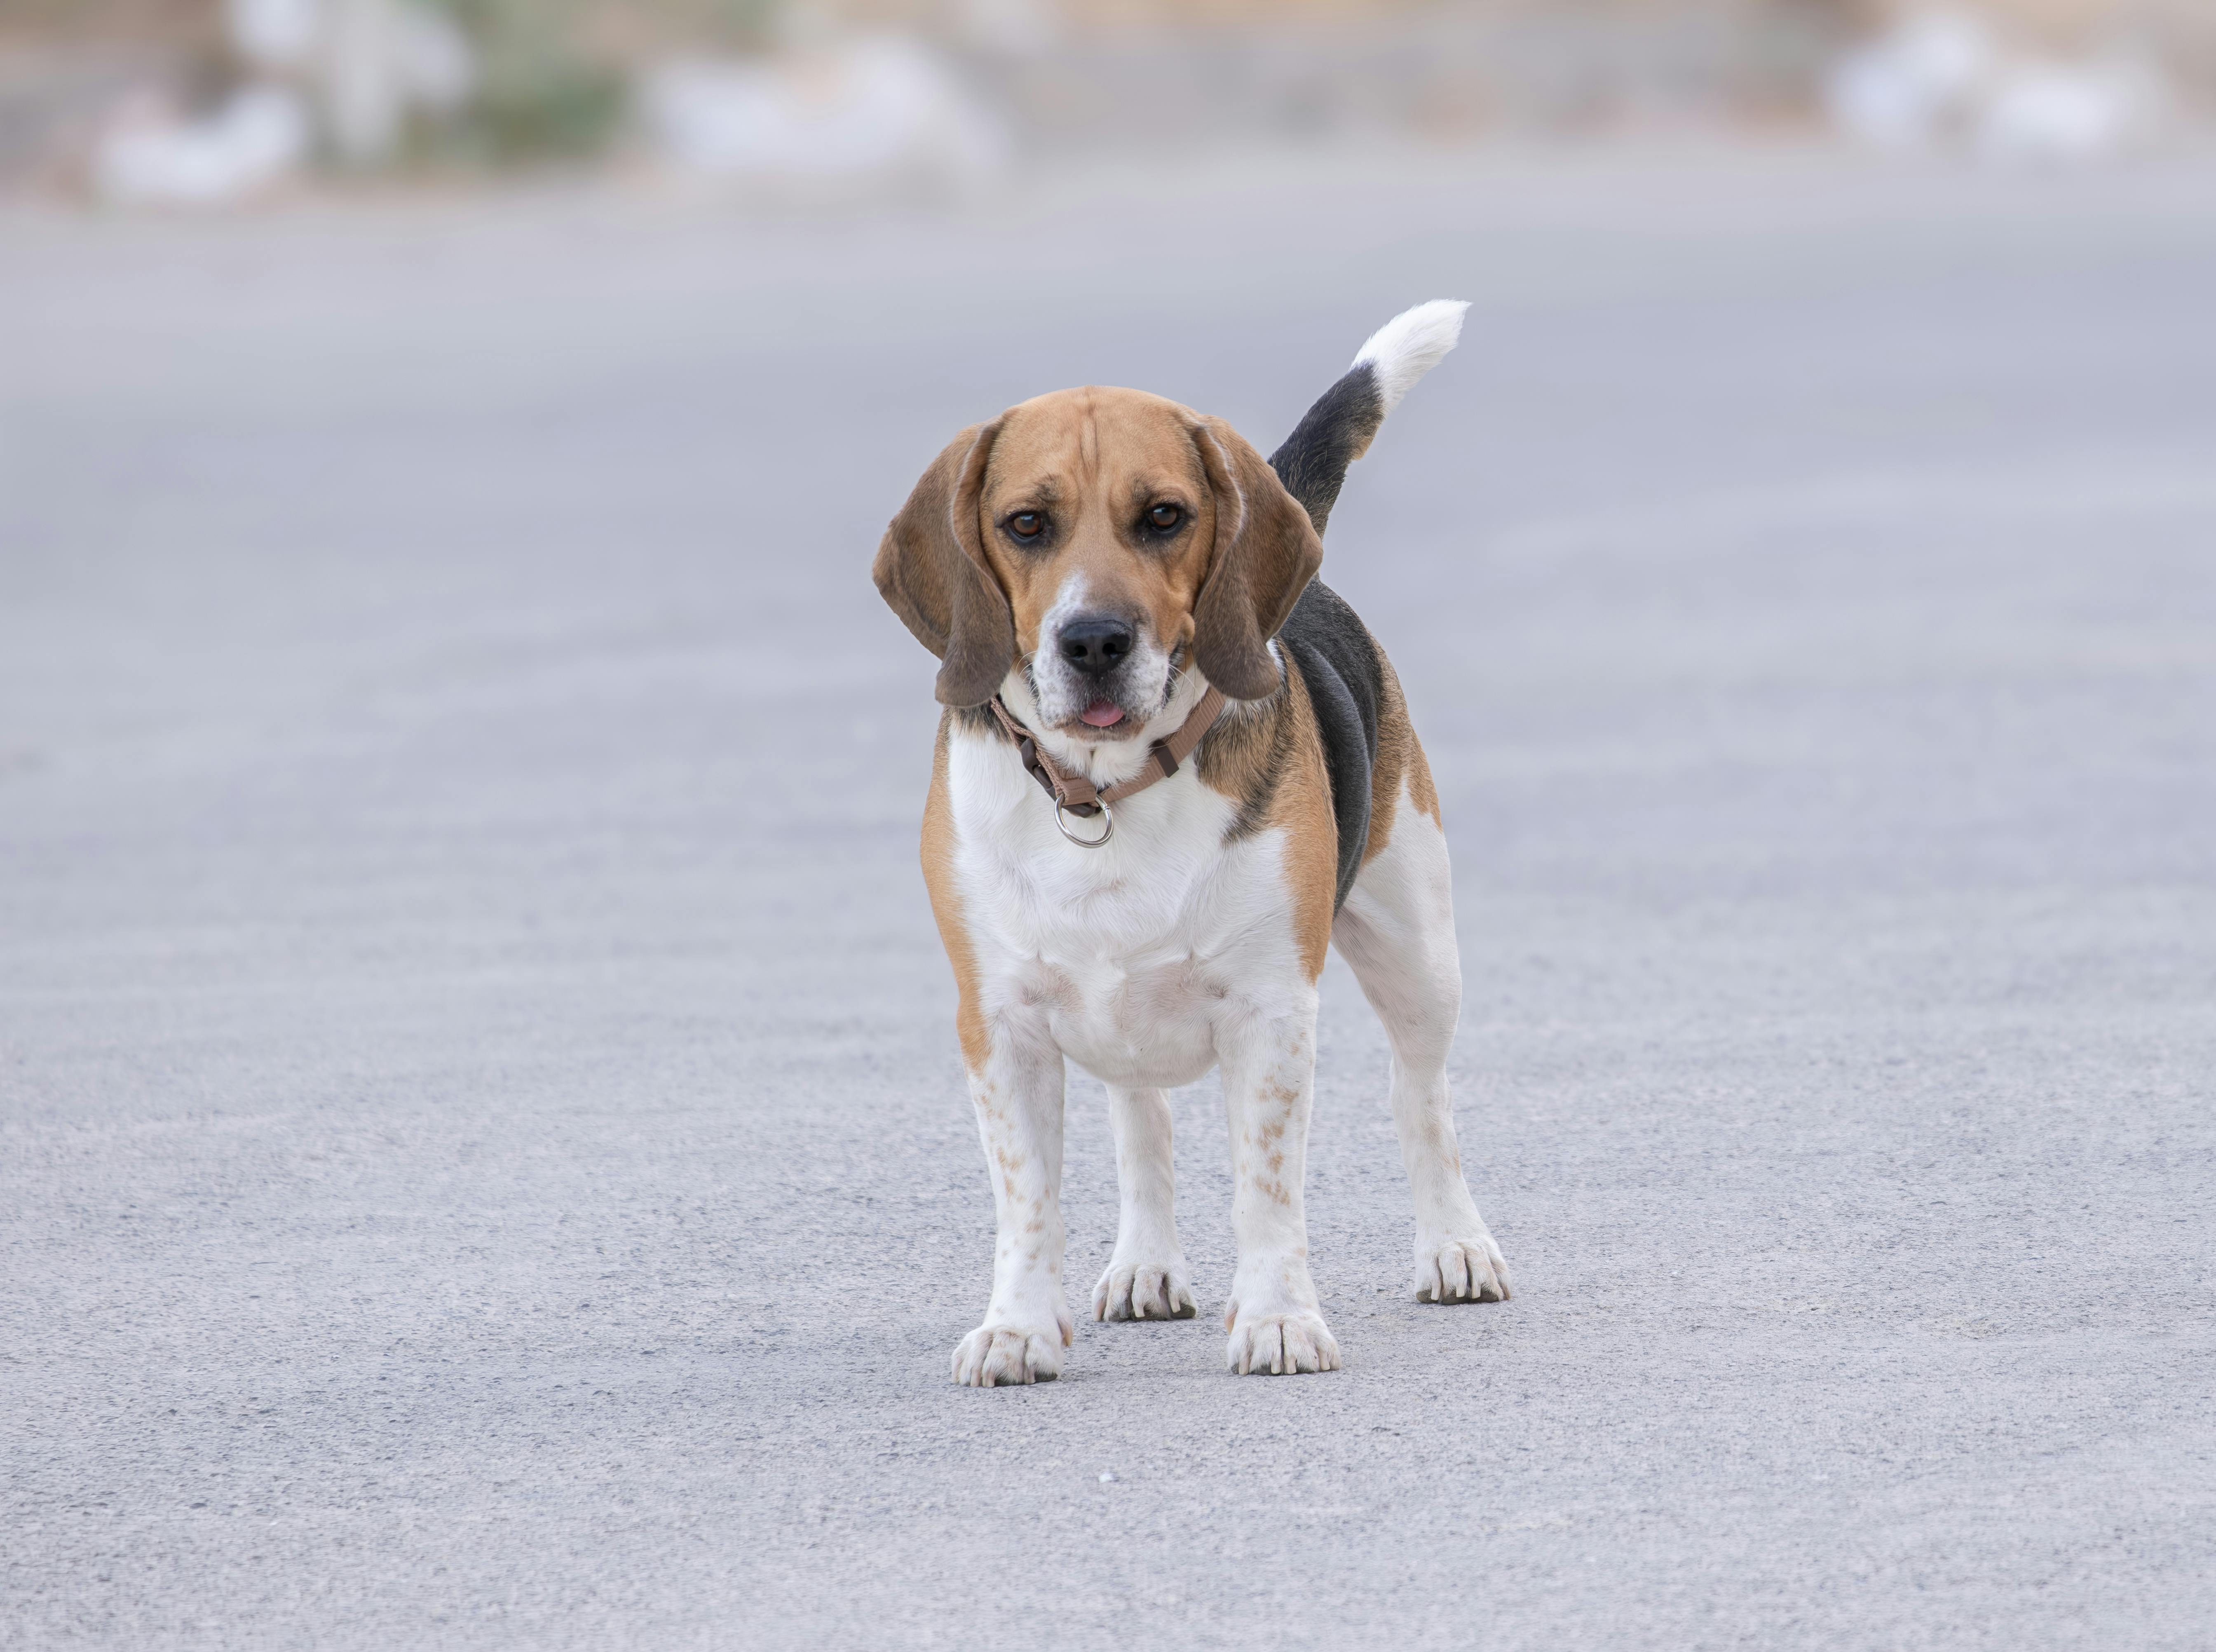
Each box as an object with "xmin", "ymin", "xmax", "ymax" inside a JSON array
[
  {"xmin": 1225, "ymin": 1311, "xmax": 1340, "ymax": 1376},
  {"xmin": 1093, "ymin": 1257, "xmax": 1197, "ymax": 1322},
  {"xmin": 1415, "ymin": 1231, "xmax": 1512, "ymax": 1303},
  {"xmin": 952, "ymin": 1321, "xmax": 1069, "ymax": 1387}
]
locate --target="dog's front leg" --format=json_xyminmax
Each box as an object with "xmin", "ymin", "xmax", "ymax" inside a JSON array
[
  {"xmin": 1217, "ymin": 1001, "xmax": 1341, "ymax": 1375},
  {"xmin": 1093, "ymin": 1086, "xmax": 1198, "ymax": 1323},
  {"xmin": 951, "ymin": 1028, "xmax": 1076, "ymax": 1387}
]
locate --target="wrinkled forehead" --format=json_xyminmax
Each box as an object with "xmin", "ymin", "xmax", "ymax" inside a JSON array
[{"xmin": 984, "ymin": 387, "xmax": 1207, "ymax": 504}]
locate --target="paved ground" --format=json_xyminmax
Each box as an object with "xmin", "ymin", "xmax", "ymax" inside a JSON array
[{"xmin": 4, "ymin": 146, "xmax": 2215, "ymax": 1650}]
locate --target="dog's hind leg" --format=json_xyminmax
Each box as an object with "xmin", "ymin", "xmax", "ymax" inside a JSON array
[
  {"xmin": 1332, "ymin": 777, "xmax": 1512, "ymax": 1305},
  {"xmin": 1093, "ymin": 1086, "xmax": 1198, "ymax": 1322}
]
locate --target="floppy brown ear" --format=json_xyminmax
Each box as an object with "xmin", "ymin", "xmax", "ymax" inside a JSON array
[
  {"xmin": 872, "ymin": 418, "xmax": 1015, "ymax": 708},
  {"xmin": 1190, "ymin": 417, "xmax": 1324, "ymax": 702}
]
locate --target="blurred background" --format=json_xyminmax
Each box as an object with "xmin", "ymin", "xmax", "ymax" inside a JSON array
[
  {"xmin": 7, "ymin": 2, "xmax": 2216, "ymax": 1648},
  {"xmin": 0, "ymin": 0, "xmax": 2210, "ymax": 200}
]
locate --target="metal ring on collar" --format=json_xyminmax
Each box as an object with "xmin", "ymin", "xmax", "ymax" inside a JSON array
[{"xmin": 1054, "ymin": 798, "xmax": 1113, "ymax": 848}]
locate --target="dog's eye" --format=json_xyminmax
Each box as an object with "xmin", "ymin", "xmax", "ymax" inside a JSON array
[
  {"xmin": 1008, "ymin": 512, "xmax": 1044, "ymax": 540},
  {"xmin": 1147, "ymin": 503, "xmax": 1182, "ymax": 532}
]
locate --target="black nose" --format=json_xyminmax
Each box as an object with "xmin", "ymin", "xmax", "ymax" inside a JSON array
[{"xmin": 1059, "ymin": 617, "xmax": 1134, "ymax": 678}]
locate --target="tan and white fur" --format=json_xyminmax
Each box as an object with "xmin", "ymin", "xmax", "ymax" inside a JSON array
[{"xmin": 875, "ymin": 301, "xmax": 1510, "ymax": 1384}]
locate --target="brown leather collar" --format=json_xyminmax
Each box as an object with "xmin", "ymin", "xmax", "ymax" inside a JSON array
[{"xmin": 988, "ymin": 686, "xmax": 1227, "ymax": 826}]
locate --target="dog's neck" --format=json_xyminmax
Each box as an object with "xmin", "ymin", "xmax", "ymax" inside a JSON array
[{"xmin": 995, "ymin": 666, "xmax": 1214, "ymax": 791}]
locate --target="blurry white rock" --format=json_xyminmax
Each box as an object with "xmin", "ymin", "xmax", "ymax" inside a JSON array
[
  {"xmin": 230, "ymin": 0, "xmax": 324, "ymax": 71},
  {"xmin": 320, "ymin": 0, "xmax": 405, "ymax": 161},
  {"xmin": 1977, "ymin": 57, "xmax": 2167, "ymax": 162},
  {"xmin": 643, "ymin": 38, "xmax": 1010, "ymax": 192},
  {"xmin": 1827, "ymin": 11, "xmax": 1997, "ymax": 150},
  {"xmin": 229, "ymin": 0, "xmax": 475, "ymax": 164},
  {"xmin": 96, "ymin": 84, "xmax": 310, "ymax": 205},
  {"xmin": 394, "ymin": 2, "xmax": 476, "ymax": 114}
]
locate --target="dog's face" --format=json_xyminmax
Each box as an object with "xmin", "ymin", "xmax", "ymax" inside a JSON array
[
  {"xmin": 874, "ymin": 386, "xmax": 1325, "ymax": 718},
  {"xmin": 973, "ymin": 388, "xmax": 1214, "ymax": 739}
]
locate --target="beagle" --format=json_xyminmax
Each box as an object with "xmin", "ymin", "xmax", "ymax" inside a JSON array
[{"xmin": 874, "ymin": 301, "xmax": 1510, "ymax": 1384}]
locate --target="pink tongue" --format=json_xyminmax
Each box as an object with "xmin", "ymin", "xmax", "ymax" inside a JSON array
[{"xmin": 1080, "ymin": 700, "xmax": 1126, "ymax": 728}]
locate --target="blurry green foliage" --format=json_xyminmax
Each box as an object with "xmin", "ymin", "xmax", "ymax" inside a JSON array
[
  {"xmin": 415, "ymin": 0, "xmax": 623, "ymax": 161},
  {"xmin": 408, "ymin": 0, "xmax": 780, "ymax": 164}
]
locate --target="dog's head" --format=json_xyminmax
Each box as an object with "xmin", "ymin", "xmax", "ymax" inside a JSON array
[{"xmin": 873, "ymin": 386, "xmax": 1322, "ymax": 733}]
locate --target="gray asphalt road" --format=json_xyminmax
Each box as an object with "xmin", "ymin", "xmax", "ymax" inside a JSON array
[{"xmin": 5, "ymin": 148, "xmax": 2215, "ymax": 1650}]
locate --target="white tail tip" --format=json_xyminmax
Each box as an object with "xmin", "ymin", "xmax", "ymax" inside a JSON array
[{"xmin": 1351, "ymin": 299, "xmax": 1468, "ymax": 416}]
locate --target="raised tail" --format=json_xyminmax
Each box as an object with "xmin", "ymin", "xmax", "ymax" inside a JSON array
[{"xmin": 1266, "ymin": 299, "xmax": 1468, "ymax": 535}]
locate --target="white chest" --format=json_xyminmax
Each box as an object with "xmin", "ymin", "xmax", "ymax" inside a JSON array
[{"xmin": 945, "ymin": 729, "xmax": 1304, "ymax": 1089}]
